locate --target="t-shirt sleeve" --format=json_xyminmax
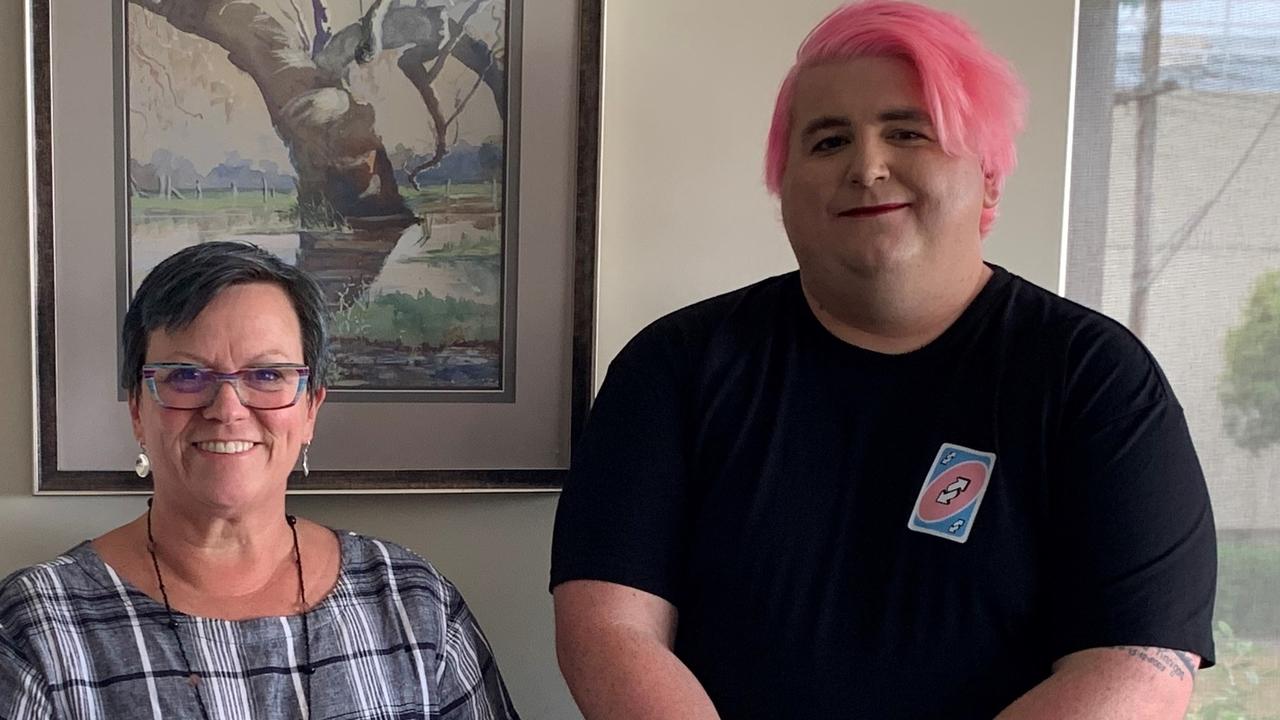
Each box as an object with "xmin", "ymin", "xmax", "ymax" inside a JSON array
[
  {"xmin": 550, "ymin": 320, "xmax": 693, "ymax": 604},
  {"xmin": 1044, "ymin": 326, "xmax": 1217, "ymax": 667}
]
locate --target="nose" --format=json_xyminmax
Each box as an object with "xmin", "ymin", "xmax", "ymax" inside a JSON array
[
  {"xmin": 845, "ymin": 138, "xmax": 890, "ymax": 186},
  {"xmin": 202, "ymin": 379, "xmax": 251, "ymax": 422}
]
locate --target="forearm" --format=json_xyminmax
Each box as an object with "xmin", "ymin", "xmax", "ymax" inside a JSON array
[
  {"xmin": 995, "ymin": 647, "xmax": 1195, "ymax": 720},
  {"xmin": 558, "ymin": 624, "xmax": 719, "ymax": 720}
]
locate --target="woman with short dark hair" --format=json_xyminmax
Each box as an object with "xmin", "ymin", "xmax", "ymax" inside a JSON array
[{"xmin": 0, "ymin": 241, "xmax": 519, "ymax": 719}]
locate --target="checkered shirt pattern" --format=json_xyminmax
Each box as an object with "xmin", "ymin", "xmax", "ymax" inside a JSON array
[{"xmin": 0, "ymin": 531, "xmax": 519, "ymax": 719}]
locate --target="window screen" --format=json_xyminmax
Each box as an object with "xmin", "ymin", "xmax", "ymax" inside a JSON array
[{"xmin": 1066, "ymin": 0, "xmax": 1279, "ymax": 714}]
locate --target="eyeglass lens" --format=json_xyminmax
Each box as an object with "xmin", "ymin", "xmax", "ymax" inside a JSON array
[{"xmin": 149, "ymin": 366, "xmax": 306, "ymax": 409}]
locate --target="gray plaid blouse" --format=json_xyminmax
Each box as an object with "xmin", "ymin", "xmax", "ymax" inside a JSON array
[{"xmin": 0, "ymin": 531, "xmax": 520, "ymax": 719}]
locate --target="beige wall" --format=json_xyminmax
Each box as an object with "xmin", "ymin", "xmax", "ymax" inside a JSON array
[{"xmin": 0, "ymin": 1, "xmax": 1074, "ymax": 719}]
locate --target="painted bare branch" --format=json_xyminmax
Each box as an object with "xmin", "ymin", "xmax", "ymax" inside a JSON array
[
  {"xmin": 315, "ymin": 4, "xmax": 446, "ymax": 78},
  {"xmin": 402, "ymin": 0, "xmax": 496, "ymax": 184},
  {"xmin": 405, "ymin": 42, "xmax": 500, "ymax": 185},
  {"xmin": 423, "ymin": 0, "xmax": 491, "ymax": 86},
  {"xmin": 397, "ymin": 46, "xmax": 449, "ymax": 191},
  {"xmin": 310, "ymin": 0, "xmax": 332, "ymax": 55},
  {"xmin": 445, "ymin": 50, "xmax": 497, "ymax": 130},
  {"xmin": 284, "ymin": 0, "xmax": 311, "ymax": 53},
  {"xmin": 449, "ymin": 26, "xmax": 506, "ymax": 121},
  {"xmin": 313, "ymin": 4, "xmax": 505, "ymax": 119},
  {"xmin": 129, "ymin": 43, "xmax": 203, "ymax": 119}
]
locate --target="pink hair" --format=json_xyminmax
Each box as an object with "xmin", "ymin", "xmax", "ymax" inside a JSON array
[{"xmin": 764, "ymin": 0, "xmax": 1027, "ymax": 236}]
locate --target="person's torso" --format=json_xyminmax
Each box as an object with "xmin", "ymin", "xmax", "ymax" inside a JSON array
[
  {"xmin": 1, "ymin": 532, "xmax": 451, "ymax": 720},
  {"xmin": 668, "ymin": 269, "xmax": 1089, "ymax": 719}
]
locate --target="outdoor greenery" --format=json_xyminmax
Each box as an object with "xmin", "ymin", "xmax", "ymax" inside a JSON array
[
  {"xmin": 1189, "ymin": 621, "xmax": 1280, "ymax": 720},
  {"xmin": 1186, "ymin": 533, "xmax": 1280, "ymax": 719},
  {"xmin": 1220, "ymin": 271, "xmax": 1280, "ymax": 453},
  {"xmin": 1215, "ymin": 535, "xmax": 1280, "ymax": 642}
]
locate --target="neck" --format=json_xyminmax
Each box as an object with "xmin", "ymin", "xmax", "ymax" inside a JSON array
[
  {"xmin": 141, "ymin": 497, "xmax": 314, "ymax": 713},
  {"xmin": 801, "ymin": 260, "xmax": 992, "ymax": 354},
  {"xmin": 144, "ymin": 493, "xmax": 297, "ymax": 599}
]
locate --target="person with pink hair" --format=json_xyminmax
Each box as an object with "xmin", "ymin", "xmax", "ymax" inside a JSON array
[{"xmin": 551, "ymin": 2, "xmax": 1215, "ymax": 718}]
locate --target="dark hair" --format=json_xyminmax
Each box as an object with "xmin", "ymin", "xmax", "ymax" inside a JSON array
[{"xmin": 120, "ymin": 241, "xmax": 329, "ymax": 398}]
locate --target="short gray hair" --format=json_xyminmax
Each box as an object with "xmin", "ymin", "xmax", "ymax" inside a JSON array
[{"xmin": 120, "ymin": 241, "xmax": 330, "ymax": 398}]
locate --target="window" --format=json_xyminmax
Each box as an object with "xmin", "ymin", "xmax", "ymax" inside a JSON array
[{"xmin": 1066, "ymin": 0, "xmax": 1280, "ymax": 714}]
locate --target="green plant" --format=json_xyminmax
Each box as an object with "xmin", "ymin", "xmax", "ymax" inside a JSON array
[
  {"xmin": 1188, "ymin": 621, "xmax": 1280, "ymax": 720},
  {"xmin": 1215, "ymin": 536, "xmax": 1280, "ymax": 639},
  {"xmin": 1220, "ymin": 270, "xmax": 1280, "ymax": 453}
]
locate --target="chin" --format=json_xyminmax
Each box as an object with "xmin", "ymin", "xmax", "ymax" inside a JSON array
[
  {"xmin": 186, "ymin": 473, "xmax": 282, "ymax": 511},
  {"xmin": 814, "ymin": 231, "xmax": 916, "ymax": 268},
  {"xmin": 833, "ymin": 247, "xmax": 921, "ymax": 278}
]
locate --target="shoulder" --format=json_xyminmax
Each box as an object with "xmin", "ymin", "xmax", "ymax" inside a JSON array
[
  {"xmin": 609, "ymin": 272, "xmax": 799, "ymax": 376},
  {"xmin": 0, "ymin": 547, "xmax": 100, "ymax": 649},
  {"xmin": 334, "ymin": 533, "xmax": 488, "ymax": 661},
  {"xmin": 1, "ymin": 547, "xmax": 97, "ymax": 609},
  {"xmin": 338, "ymin": 531, "xmax": 447, "ymax": 578},
  {"xmin": 999, "ymin": 270, "xmax": 1152, "ymax": 357},
  {"xmin": 336, "ymin": 531, "xmax": 463, "ymax": 608},
  {"xmin": 635, "ymin": 272, "xmax": 797, "ymax": 345},
  {"xmin": 996, "ymin": 269, "xmax": 1175, "ymax": 417}
]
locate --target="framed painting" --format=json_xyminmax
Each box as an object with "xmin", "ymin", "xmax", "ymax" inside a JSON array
[{"xmin": 28, "ymin": 0, "xmax": 602, "ymax": 492}]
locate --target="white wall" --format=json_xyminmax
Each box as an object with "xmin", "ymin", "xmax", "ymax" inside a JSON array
[{"xmin": 0, "ymin": 1, "xmax": 1074, "ymax": 719}]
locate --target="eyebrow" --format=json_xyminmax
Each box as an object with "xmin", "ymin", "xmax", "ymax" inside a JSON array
[
  {"xmin": 799, "ymin": 116, "xmax": 850, "ymax": 138},
  {"xmin": 878, "ymin": 107, "xmax": 931, "ymax": 123},
  {"xmin": 798, "ymin": 108, "xmax": 933, "ymax": 137}
]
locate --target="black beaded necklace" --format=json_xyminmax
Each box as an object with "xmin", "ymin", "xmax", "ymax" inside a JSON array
[{"xmin": 145, "ymin": 499, "xmax": 313, "ymax": 719}]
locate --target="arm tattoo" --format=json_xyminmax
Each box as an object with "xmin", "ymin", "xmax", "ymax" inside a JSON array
[{"xmin": 1110, "ymin": 646, "xmax": 1198, "ymax": 680}]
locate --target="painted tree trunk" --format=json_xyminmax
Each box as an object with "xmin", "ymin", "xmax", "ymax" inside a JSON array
[{"xmin": 129, "ymin": 0, "xmax": 413, "ymax": 225}]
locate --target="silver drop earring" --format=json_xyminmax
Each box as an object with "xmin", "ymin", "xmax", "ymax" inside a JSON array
[
  {"xmin": 301, "ymin": 443, "xmax": 310, "ymax": 478},
  {"xmin": 134, "ymin": 446, "xmax": 151, "ymax": 478}
]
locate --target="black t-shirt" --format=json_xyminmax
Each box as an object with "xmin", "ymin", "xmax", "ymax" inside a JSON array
[{"xmin": 551, "ymin": 266, "xmax": 1216, "ymax": 719}]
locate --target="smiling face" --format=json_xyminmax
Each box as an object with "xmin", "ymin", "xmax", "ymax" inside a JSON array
[
  {"xmin": 780, "ymin": 56, "xmax": 998, "ymax": 285},
  {"xmin": 130, "ymin": 282, "xmax": 325, "ymax": 514}
]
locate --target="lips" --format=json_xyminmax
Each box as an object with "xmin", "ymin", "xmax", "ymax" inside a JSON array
[
  {"xmin": 194, "ymin": 440, "xmax": 256, "ymax": 454},
  {"xmin": 838, "ymin": 203, "xmax": 909, "ymax": 218}
]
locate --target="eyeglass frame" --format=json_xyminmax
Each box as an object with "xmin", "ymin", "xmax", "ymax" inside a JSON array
[{"xmin": 141, "ymin": 362, "xmax": 311, "ymax": 410}]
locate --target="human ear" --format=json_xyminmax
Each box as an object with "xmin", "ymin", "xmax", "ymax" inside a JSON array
[
  {"xmin": 982, "ymin": 172, "xmax": 1001, "ymax": 209},
  {"xmin": 302, "ymin": 386, "xmax": 327, "ymax": 442},
  {"xmin": 129, "ymin": 392, "xmax": 145, "ymax": 446}
]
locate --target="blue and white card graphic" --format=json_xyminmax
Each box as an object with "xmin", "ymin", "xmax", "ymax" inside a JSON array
[{"xmin": 906, "ymin": 443, "xmax": 997, "ymax": 544}]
